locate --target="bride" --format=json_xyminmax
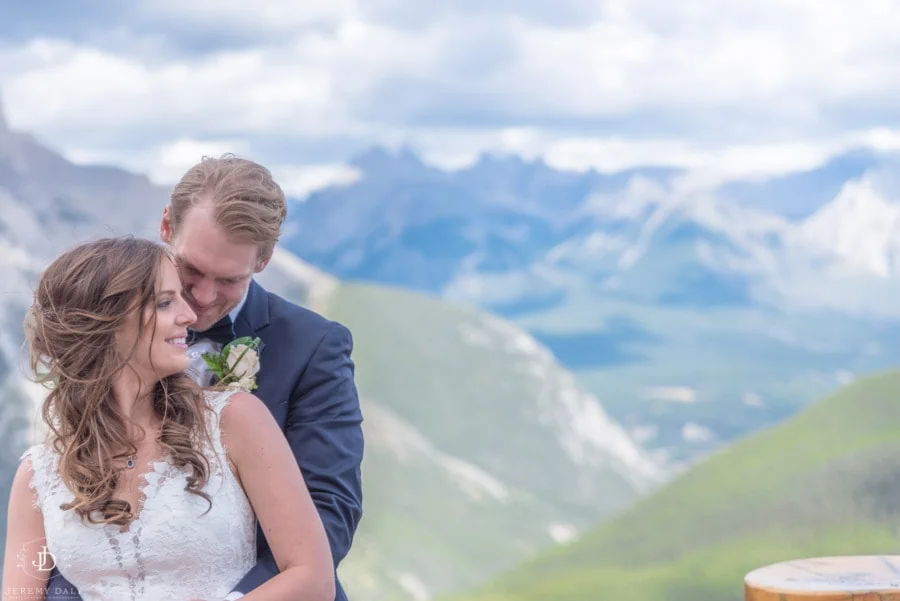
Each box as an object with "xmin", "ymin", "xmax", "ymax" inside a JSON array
[{"xmin": 2, "ymin": 237, "xmax": 334, "ymax": 601}]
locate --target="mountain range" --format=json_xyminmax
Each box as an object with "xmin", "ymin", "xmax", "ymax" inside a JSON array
[
  {"xmin": 0, "ymin": 104, "xmax": 659, "ymax": 601},
  {"xmin": 281, "ymin": 146, "xmax": 900, "ymax": 466}
]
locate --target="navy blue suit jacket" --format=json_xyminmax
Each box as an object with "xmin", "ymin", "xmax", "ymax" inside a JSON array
[{"xmin": 44, "ymin": 280, "xmax": 364, "ymax": 601}]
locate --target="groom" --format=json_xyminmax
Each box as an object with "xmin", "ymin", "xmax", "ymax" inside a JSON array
[{"xmin": 44, "ymin": 155, "xmax": 364, "ymax": 601}]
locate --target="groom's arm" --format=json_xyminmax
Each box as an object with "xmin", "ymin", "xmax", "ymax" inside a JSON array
[
  {"xmin": 286, "ymin": 322, "xmax": 365, "ymax": 565},
  {"xmin": 230, "ymin": 321, "xmax": 364, "ymax": 598}
]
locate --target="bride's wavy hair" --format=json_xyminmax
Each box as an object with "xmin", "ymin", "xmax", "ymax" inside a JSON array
[{"xmin": 24, "ymin": 236, "xmax": 216, "ymax": 527}]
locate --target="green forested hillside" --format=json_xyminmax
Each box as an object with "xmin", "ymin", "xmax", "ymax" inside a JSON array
[{"xmin": 446, "ymin": 369, "xmax": 900, "ymax": 601}]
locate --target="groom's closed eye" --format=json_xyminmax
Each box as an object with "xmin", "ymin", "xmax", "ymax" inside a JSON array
[
  {"xmin": 182, "ymin": 263, "xmax": 204, "ymax": 277},
  {"xmin": 180, "ymin": 260, "xmax": 246, "ymax": 286}
]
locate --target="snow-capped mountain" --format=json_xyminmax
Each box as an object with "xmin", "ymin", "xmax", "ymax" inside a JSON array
[
  {"xmin": 792, "ymin": 176, "xmax": 900, "ymax": 279},
  {"xmin": 285, "ymin": 146, "xmax": 900, "ymax": 318}
]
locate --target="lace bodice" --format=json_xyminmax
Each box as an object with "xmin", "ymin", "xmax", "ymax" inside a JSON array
[{"xmin": 20, "ymin": 390, "xmax": 257, "ymax": 601}]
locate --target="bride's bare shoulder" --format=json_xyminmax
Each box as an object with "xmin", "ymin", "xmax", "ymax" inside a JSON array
[
  {"xmin": 218, "ymin": 391, "xmax": 268, "ymax": 423},
  {"xmin": 217, "ymin": 392, "xmax": 280, "ymax": 452}
]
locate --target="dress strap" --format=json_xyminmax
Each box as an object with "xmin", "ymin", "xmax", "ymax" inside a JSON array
[
  {"xmin": 202, "ymin": 389, "xmax": 244, "ymax": 478},
  {"xmin": 204, "ymin": 388, "xmax": 243, "ymax": 418},
  {"xmin": 19, "ymin": 443, "xmax": 62, "ymax": 512}
]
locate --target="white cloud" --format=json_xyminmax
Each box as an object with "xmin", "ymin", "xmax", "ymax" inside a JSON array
[
  {"xmin": 681, "ymin": 422, "xmax": 714, "ymax": 443},
  {"xmin": 1, "ymin": 39, "xmax": 346, "ymax": 137},
  {"xmin": 2, "ymin": 0, "xmax": 900, "ymax": 188},
  {"xmin": 64, "ymin": 137, "xmax": 251, "ymax": 185},
  {"xmin": 743, "ymin": 392, "xmax": 764, "ymax": 407},
  {"xmin": 642, "ymin": 386, "xmax": 697, "ymax": 404},
  {"xmin": 273, "ymin": 163, "xmax": 362, "ymax": 198},
  {"xmin": 151, "ymin": 138, "xmax": 252, "ymax": 183},
  {"xmin": 479, "ymin": 0, "xmax": 900, "ymax": 130},
  {"xmin": 68, "ymin": 141, "xmax": 363, "ymax": 197}
]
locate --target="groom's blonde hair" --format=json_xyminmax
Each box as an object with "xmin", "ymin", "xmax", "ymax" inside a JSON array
[{"xmin": 169, "ymin": 154, "xmax": 287, "ymax": 263}]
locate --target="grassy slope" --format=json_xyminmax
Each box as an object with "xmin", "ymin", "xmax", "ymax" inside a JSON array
[
  {"xmin": 322, "ymin": 281, "xmax": 643, "ymax": 514},
  {"xmin": 319, "ymin": 281, "xmax": 650, "ymax": 600},
  {"xmin": 444, "ymin": 369, "xmax": 900, "ymax": 601}
]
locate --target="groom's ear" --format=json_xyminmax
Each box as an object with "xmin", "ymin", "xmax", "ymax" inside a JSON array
[{"xmin": 160, "ymin": 205, "xmax": 174, "ymax": 243}]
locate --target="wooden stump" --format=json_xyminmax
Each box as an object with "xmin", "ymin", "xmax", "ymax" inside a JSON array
[{"xmin": 745, "ymin": 556, "xmax": 900, "ymax": 600}]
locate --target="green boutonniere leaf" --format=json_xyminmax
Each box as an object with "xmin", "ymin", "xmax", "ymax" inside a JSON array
[
  {"xmin": 201, "ymin": 352, "xmax": 219, "ymax": 371},
  {"xmin": 201, "ymin": 336, "xmax": 262, "ymax": 391}
]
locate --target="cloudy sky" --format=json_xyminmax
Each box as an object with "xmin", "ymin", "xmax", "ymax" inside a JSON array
[{"xmin": 2, "ymin": 0, "xmax": 900, "ymax": 196}]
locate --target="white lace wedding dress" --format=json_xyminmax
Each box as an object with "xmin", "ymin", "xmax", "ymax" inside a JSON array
[{"xmin": 20, "ymin": 390, "xmax": 257, "ymax": 601}]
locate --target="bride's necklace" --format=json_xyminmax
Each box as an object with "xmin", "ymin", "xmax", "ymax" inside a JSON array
[{"xmin": 125, "ymin": 427, "xmax": 163, "ymax": 469}]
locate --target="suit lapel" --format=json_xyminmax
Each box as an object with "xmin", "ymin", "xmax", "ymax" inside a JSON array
[{"xmin": 233, "ymin": 279, "xmax": 269, "ymax": 354}]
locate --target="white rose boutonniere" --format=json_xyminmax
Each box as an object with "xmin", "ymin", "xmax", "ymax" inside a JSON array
[{"xmin": 201, "ymin": 336, "xmax": 262, "ymax": 391}]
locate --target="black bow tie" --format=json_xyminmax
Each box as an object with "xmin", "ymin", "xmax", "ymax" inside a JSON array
[{"xmin": 188, "ymin": 316, "xmax": 236, "ymax": 346}]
